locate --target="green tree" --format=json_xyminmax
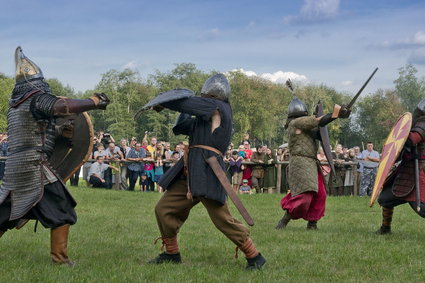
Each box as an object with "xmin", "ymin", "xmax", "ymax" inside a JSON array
[
  {"xmin": 229, "ymin": 71, "xmax": 291, "ymax": 147},
  {"xmin": 0, "ymin": 73, "xmax": 14, "ymax": 131},
  {"xmin": 91, "ymin": 69, "xmax": 156, "ymax": 141},
  {"xmin": 46, "ymin": 78, "xmax": 77, "ymax": 98},
  {"xmin": 354, "ymin": 89, "xmax": 405, "ymax": 150},
  {"xmin": 394, "ymin": 64, "xmax": 425, "ymax": 111},
  {"xmin": 144, "ymin": 63, "xmax": 210, "ymax": 144}
]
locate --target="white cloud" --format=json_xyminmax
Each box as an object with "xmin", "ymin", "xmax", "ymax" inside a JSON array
[
  {"xmin": 374, "ymin": 31, "xmax": 425, "ymax": 49},
  {"xmin": 231, "ymin": 68, "xmax": 307, "ymax": 84},
  {"xmin": 301, "ymin": 0, "xmax": 339, "ymax": 20},
  {"xmin": 341, "ymin": 80, "xmax": 353, "ymax": 86},
  {"xmin": 121, "ymin": 60, "xmax": 139, "ymax": 70},
  {"xmin": 284, "ymin": 0, "xmax": 340, "ymax": 24}
]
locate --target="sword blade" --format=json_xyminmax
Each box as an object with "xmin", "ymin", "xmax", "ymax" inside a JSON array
[
  {"xmin": 347, "ymin": 67, "xmax": 379, "ymax": 109},
  {"xmin": 206, "ymin": 156, "xmax": 255, "ymax": 226},
  {"xmin": 316, "ymin": 101, "xmax": 336, "ymax": 174},
  {"xmin": 414, "ymin": 145, "xmax": 421, "ymax": 212}
]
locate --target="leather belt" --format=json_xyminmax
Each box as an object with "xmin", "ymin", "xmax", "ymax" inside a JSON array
[
  {"xmin": 189, "ymin": 145, "xmax": 223, "ymax": 157},
  {"xmin": 182, "ymin": 144, "xmax": 224, "ymax": 200}
]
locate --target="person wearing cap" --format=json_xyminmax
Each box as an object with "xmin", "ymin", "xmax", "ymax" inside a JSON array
[{"xmin": 239, "ymin": 179, "xmax": 252, "ymax": 194}]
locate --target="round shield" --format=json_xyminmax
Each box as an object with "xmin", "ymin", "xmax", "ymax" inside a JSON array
[
  {"xmin": 49, "ymin": 112, "xmax": 94, "ymax": 182},
  {"xmin": 369, "ymin": 112, "xmax": 412, "ymax": 207},
  {"xmin": 134, "ymin": 88, "xmax": 195, "ymax": 119}
]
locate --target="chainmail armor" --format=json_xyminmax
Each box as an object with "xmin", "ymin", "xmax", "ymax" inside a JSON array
[
  {"xmin": 0, "ymin": 82, "xmax": 58, "ymax": 220},
  {"xmin": 9, "ymin": 79, "xmax": 52, "ymax": 105}
]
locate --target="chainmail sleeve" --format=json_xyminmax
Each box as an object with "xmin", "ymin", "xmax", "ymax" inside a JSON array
[{"xmin": 30, "ymin": 93, "xmax": 58, "ymax": 120}]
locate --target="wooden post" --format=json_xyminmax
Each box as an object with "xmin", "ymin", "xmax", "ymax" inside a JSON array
[
  {"xmin": 276, "ymin": 164, "xmax": 282, "ymax": 194},
  {"xmin": 113, "ymin": 162, "xmax": 121, "ymax": 190},
  {"xmin": 353, "ymin": 163, "xmax": 359, "ymax": 196}
]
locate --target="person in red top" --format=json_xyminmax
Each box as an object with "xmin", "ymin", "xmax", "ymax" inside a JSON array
[
  {"xmin": 376, "ymin": 99, "xmax": 425, "ymax": 234},
  {"xmin": 243, "ymin": 141, "xmax": 253, "ymax": 160}
]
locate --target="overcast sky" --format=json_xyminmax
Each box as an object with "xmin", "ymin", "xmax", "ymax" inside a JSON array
[{"xmin": 1, "ymin": 0, "xmax": 424, "ymax": 95}]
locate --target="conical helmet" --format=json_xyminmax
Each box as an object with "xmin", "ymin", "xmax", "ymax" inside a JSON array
[
  {"xmin": 287, "ymin": 97, "xmax": 308, "ymax": 118},
  {"xmin": 14, "ymin": 46, "xmax": 44, "ymax": 84},
  {"xmin": 201, "ymin": 73, "xmax": 230, "ymax": 101}
]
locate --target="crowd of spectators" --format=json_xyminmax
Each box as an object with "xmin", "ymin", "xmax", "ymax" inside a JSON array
[
  {"xmin": 81, "ymin": 131, "xmax": 184, "ymax": 192},
  {"xmin": 0, "ymin": 129, "xmax": 380, "ymax": 197},
  {"xmin": 221, "ymin": 134, "xmax": 380, "ymax": 196}
]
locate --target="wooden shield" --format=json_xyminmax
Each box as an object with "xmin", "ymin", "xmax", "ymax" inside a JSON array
[
  {"xmin": 316, "ymin": 101, "xmax": 336, "ymax": 174},
  {"xmin": 369, "ymin": 112, "xmax": 412, "ymax": 207},
  {"xmin": 49, "ymin": 112, "xmax": 94, "ymax": 182}
]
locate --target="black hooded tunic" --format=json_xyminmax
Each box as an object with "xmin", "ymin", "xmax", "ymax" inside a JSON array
[{"xmin": 158, "ymin": 97, "xmax": 232, "ymax": 205}]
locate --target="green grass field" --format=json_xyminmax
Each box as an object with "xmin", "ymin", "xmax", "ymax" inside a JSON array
[{"xmin": 1, "ymin": 185, "xmax": 425, "ymax": 282}]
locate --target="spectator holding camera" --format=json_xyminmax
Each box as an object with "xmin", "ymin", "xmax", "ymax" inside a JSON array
[{"xmin": 98, "ymin": 131, "xmax": 115, "ymax": 148}]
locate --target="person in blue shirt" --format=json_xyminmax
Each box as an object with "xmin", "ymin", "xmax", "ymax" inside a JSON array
[
  {"xmin": 359, "ymin": 142, "xmax": 380, "ymax": 196},
  {"xmin": 126, "ymin": 143, "xmax": 146, "ymax": 191}
]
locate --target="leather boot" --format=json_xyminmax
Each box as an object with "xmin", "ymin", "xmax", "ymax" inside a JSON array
[
  {"xmin": 246, "ymin": 253, "xmax": 266, "ymax": 270},
  {"xmin": 238, "ymin": 238, "xmax": 266, "ymax": 270},
  {"xmin": 275, "ymin": 212, "xmax": 291, "ymax": 229},
  {"xmin": 376, "ymin": 207, "xmax": 393, "ymax": 235},
  {"xmin": 148, "ymin": 236, "xmax": 182, "ymax": 264},
  {"xmin": 307, "ymin": 221, "xmax": 318, "ymax": 230},
  {"xmin": 51, "ymin": 224, "xmax": 74, "ymax": 267}
]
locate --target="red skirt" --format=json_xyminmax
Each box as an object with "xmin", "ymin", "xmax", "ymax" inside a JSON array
[{"xmin": 280, "ymin": 171, "xmax": 326, "ymax": 221}]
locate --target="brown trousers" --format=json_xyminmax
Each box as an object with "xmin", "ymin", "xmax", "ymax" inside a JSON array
[{"xmin": 155, "ymin": 180, "xmax": 250, "ymax": 246}]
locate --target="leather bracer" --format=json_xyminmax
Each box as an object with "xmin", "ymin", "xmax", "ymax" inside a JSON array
[{"xmin": 53, "ymin": 98, "xmax": 96, "ymax": 116}]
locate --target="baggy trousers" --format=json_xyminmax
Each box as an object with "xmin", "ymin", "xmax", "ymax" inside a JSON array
[
  {"xmin": 154, "ymin": 180, "xmax": 250, "ymax": 246},
  {"xmin": 280, "ymin": 170, "xmax": 327, "ymax": 221}
]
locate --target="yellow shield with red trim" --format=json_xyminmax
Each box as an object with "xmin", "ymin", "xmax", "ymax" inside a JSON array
[{"xmin": 370, "ymin": 112, "xmax": 412, "ymax": 207}]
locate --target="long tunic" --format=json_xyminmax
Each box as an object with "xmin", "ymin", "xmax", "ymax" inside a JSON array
[
  {"xmin": 158, "ymin": 97, "xmax": 232, "ymax": 204},
  {"xmin": 287, "ymin": 116, "xmax": 320, "ymax": 196}
]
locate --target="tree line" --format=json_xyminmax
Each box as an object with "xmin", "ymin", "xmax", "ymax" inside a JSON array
[{"xmin": 0, "ymin": 63, "xmax": 424, "ymax": 150}]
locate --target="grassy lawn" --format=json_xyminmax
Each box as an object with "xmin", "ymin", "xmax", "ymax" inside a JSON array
[{"xmin": 1, "ymin": 184, "xmax": 425, "ymax": 282}]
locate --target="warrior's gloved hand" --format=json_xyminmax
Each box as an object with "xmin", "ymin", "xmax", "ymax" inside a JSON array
[
  {"xmin": 332, "ymin": 104, "xmax": 351, "ymax": 119},
  {"xmin": 90, "ymin": 93, "xmax": 110, "ymax": 110},
  {"xmin": 338, "ymin": 105, "xmax": 351, "ymax": 118}
]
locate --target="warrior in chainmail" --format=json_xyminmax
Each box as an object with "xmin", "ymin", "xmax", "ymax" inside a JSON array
[
  {"xmin": 0, "ymin": 47, "xmax": 110, "ymax": 266},
  {"xmin": 275, "ymin": 98, "xmax": 351, "ymax": 230},
  {"xmin": 376, "ymin": 99, "xmax": 425, "ymax": 234}
]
